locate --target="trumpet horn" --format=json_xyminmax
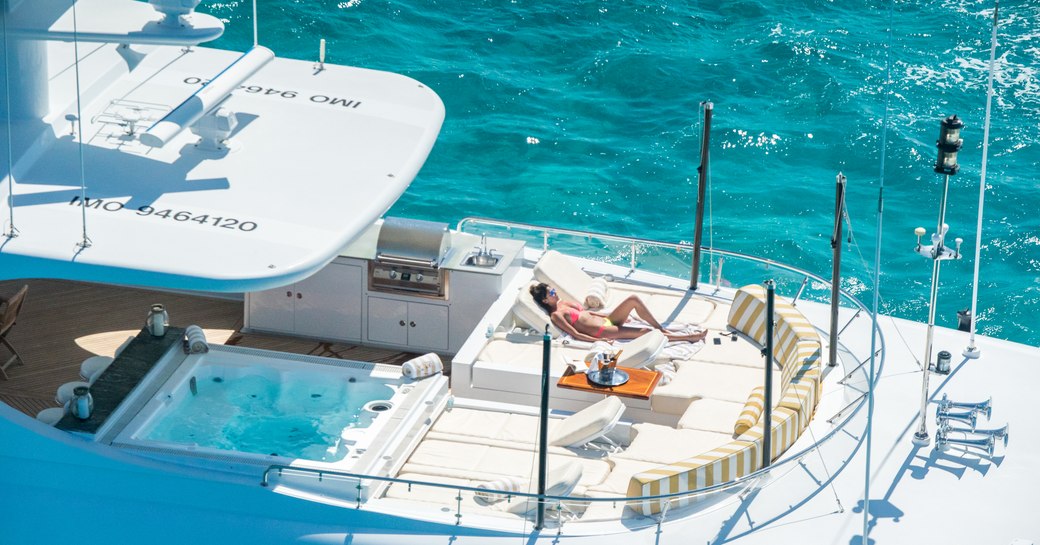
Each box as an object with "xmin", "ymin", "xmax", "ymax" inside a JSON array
[
  {"xmin": 938, "ymin": 394, "xmax": 992, "ymax": 420},
  {"xmin": 936, "ymin": 406, "xmax": 977, "ymax": 431},
  {"xmin": 943, "ymin": 424, "xmax": 1010, "ymax": 448},
  {"xmin": 936, "ymin": 429, "xmax": 995, "ymax": 457}
]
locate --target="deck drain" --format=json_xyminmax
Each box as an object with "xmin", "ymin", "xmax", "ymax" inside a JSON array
[{"xmin": 363, "ymin": 400, "xmax": 393, "ymax": 413}]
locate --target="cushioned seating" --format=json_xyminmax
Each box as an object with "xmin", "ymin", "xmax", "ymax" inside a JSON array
[
  {"xmin": 675, "ymin": 397, "xmax": 748, "ymax": 435},
  {"xmin": 614, "ymin": 423, "xmax": 732, "ymax": 464},
  {"xmin": 79, "ymin": 355, "xmax": 114, "ymax": 383},
  {"xmin": 652, "ymin": 360, "xmax": 781, "ymax": 411},
  {"xmin": 429, "ymin": 408, "xmax": 550, "ymax": 445},
  {"xmin": 732, "ymin": 386, "xmax": 765, "ymax": 435},
  {"xmin": 401, "ymin": 439, "xmax": 612, "ymax": 490},
  {"xmin": 689, "ymin": 329, "xmax": 767, "ymax": 369},
  {"xmin": 726, "ymin": 284, "xmax": 770, "ymax": 344},
  {"xmin": 736, "ymin": 406, "xmax": 802, "ymax": 462},
  {"xmin": 35, "ymin": 407, "xmax": 66, "ymax": 426},
  {"xmin": 513, "ymin": 281, "xmax": 563, "ymax": 336},
  {"xmin": 627, "ymin": 439, "xmax": 762, "ymax": 516},
  {"xmin": 55, "ymin": 381, "xmax": 90, "ymax": 405},
  {"xmin": 533, "ymin": 250, "xmax": 599, "ymax": 307},
  {"xmin": 549, "ymin": 396, "xmax": 625, "ymax": 448}
]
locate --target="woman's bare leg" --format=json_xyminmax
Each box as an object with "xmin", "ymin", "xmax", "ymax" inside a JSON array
[
  {"xmin": 664, "ymin": 330, "xmax": 707, "ymax": 343},
  {"xmin": 607, "ymin": 295, "xmax": 666, "ymax": 330}
]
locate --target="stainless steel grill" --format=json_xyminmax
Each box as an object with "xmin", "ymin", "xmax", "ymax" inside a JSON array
[{"xmin": 368, "ymin": 217, "xmax": 450, "ymax": 298}]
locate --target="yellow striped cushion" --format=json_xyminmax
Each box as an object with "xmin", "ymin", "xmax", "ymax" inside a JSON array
[
  {"xmin": 736, "ymin": 406, "xmax": 801, "ymax": 462},
  {"xmin": 778, "ymin": 379, "xmax": 816, "ymax": 430},
  {"xmin": 626, "ymin": 440, "xmax": 761, "ymax": 516},
  {"xmin": 734, "ymin": 386, "xmax": 765, "ymax": 435},
  {"xmin": 781, "ymin": 342, "xmax": 822, "ymax": 390},
  {"xmin": 727, "ymin": 285, "xmax": 769, "ymax": 344},
  {"xmin": 772, "ymin": 302, "xmax": 821, "ymax": 368}
]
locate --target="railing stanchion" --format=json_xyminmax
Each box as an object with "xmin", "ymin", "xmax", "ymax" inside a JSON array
[{"xmin": 455, "ymin": 489, "xmax": 463, "ymax": 525}]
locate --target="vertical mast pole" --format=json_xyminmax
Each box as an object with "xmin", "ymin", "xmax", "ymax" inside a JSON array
[
  {"xmin": 535, "ymin": 325, "xmax": 551, "ymax": 529},
  {"xmin": 763, "ymin": 280, "xmax": 775, "ymax": 468},
  {"xmin": 829, "ymin": 173, "xmax": 846, "ymax": 366},
  {"xmin": 965, "ymin": 0, "xmax": 1000, "ymax": 359},
  {"xmin": 690, "ymin": 101, "xmax": 713, "ymax": 291}
]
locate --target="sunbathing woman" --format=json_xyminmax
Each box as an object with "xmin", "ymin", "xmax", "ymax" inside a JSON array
[{"xmin": 529, "ymin": 282, "xmax": 707, "ymax": 343}]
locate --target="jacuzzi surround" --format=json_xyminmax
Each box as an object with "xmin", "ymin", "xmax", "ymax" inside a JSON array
[{"xmin": 106, "ymin": 345, "xmax": 447, "ymax": 480}]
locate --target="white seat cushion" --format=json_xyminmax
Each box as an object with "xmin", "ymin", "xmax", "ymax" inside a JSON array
[
  {"xmin": 676, "ymin": 397, "xmax": 747, "ymax": 435},
  {"xmin": 614, "ymin": 423, "xmax": 733, "ymax": 465}
]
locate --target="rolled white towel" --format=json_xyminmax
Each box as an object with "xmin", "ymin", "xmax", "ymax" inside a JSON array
[
  {"xmin": 401, "ymin": 353, "xmax": 443, "ymax": 379},
  {"xmin": 475, "ymin": 476, "xmax": 527, "ymax": 505},
  {"xmin": 584, "ymin": 277, "xmax": 608, "ymax": 310},
  {"xmin": 184, "ymin": 325, "xmax": 209, "ymax": 354}
]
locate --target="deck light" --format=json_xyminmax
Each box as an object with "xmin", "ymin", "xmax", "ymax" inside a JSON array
[{"xmin": 933, "ymin": 115, "xmax": 964, "ymax": 175}]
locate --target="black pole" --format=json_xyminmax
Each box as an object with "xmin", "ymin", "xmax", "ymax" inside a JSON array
[
  {"xmin": 763, "ymin": 280, "xmax": 775, "ymax": 468},
  {"xmin": 829, "ymin": 173, "xmax": 846, "ymax": 367},
  {"xmin": 690, "ymin": 101, "xmax": 713, "ymax": 291},
  {"xmin": 535, "ymin": 325, "xmax": 551, "ymax": 529}
]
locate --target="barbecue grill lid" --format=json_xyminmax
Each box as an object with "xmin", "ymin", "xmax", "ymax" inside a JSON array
[{"xmin": 375, "ymin": 217, "xmax": 450, "ymax": 265}]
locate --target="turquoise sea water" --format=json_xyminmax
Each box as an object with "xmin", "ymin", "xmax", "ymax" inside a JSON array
[{"xmin": 204, "ymin": 0, "xmax": 1039, "ymax": 347}]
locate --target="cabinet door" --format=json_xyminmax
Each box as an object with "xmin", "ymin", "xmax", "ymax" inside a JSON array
[
  {"xmin": 294, "ymin": 262, "xmax": 364, "ymax": 341},
  {"xmin": 247, "ymin": 286, "xmax": 295, "ymax": 333},
  {"xmin": 407, "ymin": 301, "xmax": 449, "ymax": 351},
  {"xmin": 367, "ymin": 296, "xmax": 409, "ymax": 346}
]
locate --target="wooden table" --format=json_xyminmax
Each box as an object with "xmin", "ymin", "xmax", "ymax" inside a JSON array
[{"xmin": 557, "ymin": 365, "xmax": 662, "ymax": 400}]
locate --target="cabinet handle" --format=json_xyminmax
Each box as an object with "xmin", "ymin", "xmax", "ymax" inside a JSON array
[
  {"xmin": 399, "ymin": 320, "xmax": 406, "ymax": 327},
  {"xmin": 409, "ymin": 321, "xmax": 416, "ymax": 328},
  {"xmin": 286, "ymin": 291, "xmax": 292, "ymax": 297},
  {"xmin": 297, "ymin": 293, "xmax": 302, "ymax": 299}
]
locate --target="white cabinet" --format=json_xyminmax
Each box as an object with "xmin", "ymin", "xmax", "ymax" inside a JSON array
[
  {"xmin": 367, "ymin": 296, "xmax": 448, "ymax": 351},
  {"xmin": 246, "ymin": 261, "xmax": 363, "ymax": 341}
]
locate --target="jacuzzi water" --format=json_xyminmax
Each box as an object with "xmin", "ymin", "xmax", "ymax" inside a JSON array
[
  {"xmin": 141, "ymin": 369, "xmax": 394, "ymax": 462},
  {"xmin": 109, "ymin": 343, "xmax": 417, "ymax": 465}
]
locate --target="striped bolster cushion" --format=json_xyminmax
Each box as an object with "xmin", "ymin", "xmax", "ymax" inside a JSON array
[
  {"xmin": 627, "ymin": 440, "xmax": 761, "ymax": 516},
  {"xmin": 737, "ymin": 407, "xmax": 801, "ymax": 462},
  {"xmin": 584, "ymin": 277, "xmax": 609, "ymax": 310},
  {"xmin": 727, "ymin": 285, "xmax": 769, "ymax": 343},
  {"xmin": 401, "ymin": 353, "xmax": 444, "ymax": 379},
  {"xmin": 780, "ymin": 378, "xmax": 817, "ymax": 429},
  {"xmin": 734, "ymin": 386, "xmax": 766, "ymax": 435},
  {"xmin": 475, "ymin": 476, "xmax": 527, "ymax": 505}
]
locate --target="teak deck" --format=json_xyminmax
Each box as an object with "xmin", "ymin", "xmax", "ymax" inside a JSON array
[{"xmin": 0, "ymin": 279, "xmax": 443, "ymax": 419}]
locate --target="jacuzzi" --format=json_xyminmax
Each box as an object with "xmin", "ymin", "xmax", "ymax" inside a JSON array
[{"xmin": 105, "ymin": 344, "xmax": 448, "ymax": 493}]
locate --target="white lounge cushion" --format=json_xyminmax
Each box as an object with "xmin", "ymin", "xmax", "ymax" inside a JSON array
[
  {"xmin": 430, "ymin": 408, "xmax": 549, "ymax": 444},
  {"xmin": 35, "ymin": 407, "xmax": 66, "ymax": 426},
  {"xmin": 614, "ymin": 423, "xmax": 733, "ymax": 465},
  {"xmin": 533, "ymin": 250, "xmax": 595, "ymax": 306},
  {"xmin": 79, "ymin": 356, "xmax": 114, "ymax": 383},
  {"xmin": 677, "ymin": 397, "xmax": 748, "ymax": 435},
  {"xmin": 548, "ymin": 396, "xmax": 626, "ymax": 448},
  {"xmin": 402, "ymin": 440, "xmax": 611, "ymax": 489}
]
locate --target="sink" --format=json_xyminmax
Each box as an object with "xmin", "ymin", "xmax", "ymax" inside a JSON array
[{"xmin": 463, "ymin": 253, "xmax": 499, "ymax": 268}]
